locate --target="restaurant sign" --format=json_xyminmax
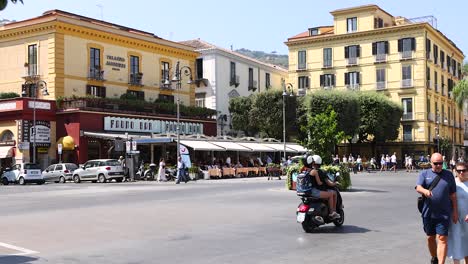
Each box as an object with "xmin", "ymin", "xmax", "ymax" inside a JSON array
[{"xmin": 104, "ymin": 116, "xmax": 203, "ymax": 135}]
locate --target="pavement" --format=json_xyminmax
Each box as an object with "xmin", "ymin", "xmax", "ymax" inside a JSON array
[{"xmin": 0, "ymin": 170, "xmax": 436, "ymax": 264}]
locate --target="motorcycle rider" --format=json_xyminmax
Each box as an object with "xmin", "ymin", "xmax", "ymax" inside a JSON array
[{"xmin": 308, "ymin": 155, "xmax": 340, "ymax": 219}]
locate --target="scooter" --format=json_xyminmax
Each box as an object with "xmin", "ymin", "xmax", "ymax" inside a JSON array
[
  {"xmin": 142, "ymin": 163, "xmax": 157, "ymax": 181},
  {"xmin": 296, "ymin": 173, "xmax": 345, "ymax": 233}
]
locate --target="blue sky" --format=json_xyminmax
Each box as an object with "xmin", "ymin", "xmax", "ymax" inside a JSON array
[{"xmin": 1, "ymin": 0, "xmax": 466, "ymax": 58}]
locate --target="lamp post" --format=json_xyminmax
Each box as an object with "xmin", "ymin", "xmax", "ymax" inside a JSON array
[
  {"xmin": 170, "ymin": 61, "xmax": 193, "ymax": 163},
  {"xmin": 435, "ymin": 110, "xmax": 440, "ymax": 153},
  {"xmin": 281, "ymin": 79, "xmax": 294, "ymax": 163},
  {"xmin": 22, "ymin": 79, "xmax": 49, "ymax": 164}
]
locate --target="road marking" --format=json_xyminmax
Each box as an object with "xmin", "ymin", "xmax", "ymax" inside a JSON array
[{"xmin": 0, "ymin": 242, "xmax": 39, "ymax": 256}]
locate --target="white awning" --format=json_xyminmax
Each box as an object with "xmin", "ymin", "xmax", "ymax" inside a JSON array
[
  {"xmin": 210, "ymin": 141, "xmax": 252, "ymax": 151},
  {"xmin": 180, "ymin": 140, "xmax": 225, "ymax": 151},
  {"xmin": 237, "ymin": 142, "xmax": 276, "ymax": 152},
  {"xmin": 286, "ymin": 144, "xmax": 308, "ymax": 153},
  {"xmin": 261, "ymin": 143, "xmax": 299, "ymax": 153},
  {"xmin": 0, "ymin": 146, "xmax": 15, "ymax": 158}
]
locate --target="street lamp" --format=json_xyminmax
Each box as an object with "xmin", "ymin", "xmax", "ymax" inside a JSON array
[
  {"xmin": 22, "ymin": 79, "xmax": 49, "ymax": 164},
  {"xmin": 170, "ymin": 61, "xmax": 193, "ymax": 163},
  {"xmin": 282, "ymin": 79, "xmax": 294, "ymax": 164}
]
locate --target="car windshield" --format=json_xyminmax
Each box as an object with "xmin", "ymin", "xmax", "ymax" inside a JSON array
[
  {"xmin": 105, "ymin": 160, "xmax": 120, "ymax": 166},
  {"xmin": 25, "ymin": 164, "xmax": 41, "ymax": 170},
  {"xmin": 66, "ymin": 164, "xmax": 78, "ymax": 170}
]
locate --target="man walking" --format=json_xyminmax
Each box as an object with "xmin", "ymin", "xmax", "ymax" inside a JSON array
[
  {"xmin": 416, "ymin": 152, "xmax": 458, "ymax": 264},
  {"xmin": 175, "ymin": 156, "xmax": 187, "ymax": 184}
]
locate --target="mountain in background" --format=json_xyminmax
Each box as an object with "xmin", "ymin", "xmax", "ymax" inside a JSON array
[{"xmin": 235, "ymin": 48, "xmax": 288, "ymax": 69}]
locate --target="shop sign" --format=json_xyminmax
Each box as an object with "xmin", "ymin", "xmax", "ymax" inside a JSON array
[
  {"xmin": 28, "ymin": 101, "xmax": 51, "ymax": 110},
  {"xmin": 37, "ymin": 147, "xmax": 49, "ymax": 153},
  {"xmin": 17, "ymin": 142, "xmax": 29, "ymax": 150},
  {"xmin": 0, "ymin": 101, "xmax": 17, "ymax": 111},
  {"xmin": 0, "ymin": 140, "xmax": 15, "ymax": 146},
  {"xmin": 106, "ymin": 55, "xmax": 126, "ymax": 71},
  {"xmin": 22, "ymin": 120, "xmax": 51, "ymax": 147},
  {"xmin": 104, "ymin": 116, "xmax": 204, "ymax": 135}
]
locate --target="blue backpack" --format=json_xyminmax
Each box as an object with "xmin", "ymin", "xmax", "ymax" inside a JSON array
[{"xmin": 296, "ymin": 169, "xmax": 313, "ymax": 196}]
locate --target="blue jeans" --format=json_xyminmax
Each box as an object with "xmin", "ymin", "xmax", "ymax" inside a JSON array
[{"xmin": 176, "ymin": 168, "xmax": 186, "ymax": 183}]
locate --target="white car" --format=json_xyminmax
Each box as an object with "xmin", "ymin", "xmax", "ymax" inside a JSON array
[
  {"xmin": 1, "ymin": 163, "xmax": 44, "ymax": 185},
  {"xmin": 72, "ymin": 159, "xmax": 124, "ymax": 183},
  {"xmin": 42, "ymin": 163, "xmax": 78, "ymax": 183}
]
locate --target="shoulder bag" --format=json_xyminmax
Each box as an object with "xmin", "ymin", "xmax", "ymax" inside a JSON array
[{"xmin": 417, "ymin": 173, "xmax": 441, "ymax": 213}]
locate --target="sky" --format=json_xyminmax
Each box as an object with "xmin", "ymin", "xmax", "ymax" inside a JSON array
[{"xmin": 1, "ymin": 0, "xmax": 467, "ymax": 57}]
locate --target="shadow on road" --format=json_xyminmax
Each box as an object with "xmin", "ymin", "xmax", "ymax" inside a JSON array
[
  {"xmin": 316, "ymin": 225, "xmax": 372, "ymax": 234},
  {"xmin": 0, "ymin": 255, "xmax": 39, "ymax": 264},
  {"xmin": 344, "ymin": 188, "xmax": 388, "ymax": 193}
]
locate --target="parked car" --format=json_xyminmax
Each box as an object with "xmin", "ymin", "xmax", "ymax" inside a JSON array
[
  {"xmin": 42, "ymin": 163, "xmax": 78, "ymax": 183},
  {"xmin": 72, "ymin": 159, "xmax": 124, "ymax": 183},
  {"xmin": 1, "ymin": 163, "xmax": 44, "ymax": 185}
]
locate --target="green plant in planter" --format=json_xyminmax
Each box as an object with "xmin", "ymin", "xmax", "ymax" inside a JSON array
[
  {"xmin": 321, "ymin": 164, "xmax": 352, "ymax": 191},
  {"xmin": 285, "ymin": 162, "xmax": 303, "ymax": 190},
  {"xmin": 267, "ymin": 163, "xmax": 280, "ymax": 168},
  {"xmin": 188, "ymin": 166, "xmax": 200, "ymax": 174}
]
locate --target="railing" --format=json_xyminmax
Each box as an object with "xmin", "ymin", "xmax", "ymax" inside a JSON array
[
  {"xmin": 376, "ymin": 81, "xmax": 386, "ymax": 90},
  {"xmin": 26, "ymin": 64, "xmax": 38, "ymax": 77},
  {"xmin": 402, "ymin": 113, "xmax": 414, "ymax": 120},
  {"xmin": 297, "ymin": 88, "xmax": 306, "ymax": 96},
  {"xmin": 248, "ymin": 80, "xmax": 257, "ymax": 91},
  {"xmin": 374, "ymin": 54, "xmax": 387, "ymax": 63},
  {"xmin": 442, "ymin": 62, "xmax": 447, "ymax": 71},
  {"xmin": 346, "ymin": 57, "xmax": 358, "ymax": 66},
  {"xmin": 346, "ymin": 84, "xmax": 360, "ymax": 91},
  {"xmin": 129, "ymin": 73, "xmax": 143, "ymax": 86},
  {"xmin": 401, "ymin": 79, "xmax": 413, "ymax": 88},
  {"xmin": 427, "ymin": 113, "xmax": 435, "ymax": 122},
  {"xmin": 400, "ymin": 50, "xmax": 413, "ymax": 60},
  {"xmin": 297, "ymin": 64, "xmax": 307, "ymax": 70},
  {"xmin": 434, "ymin": 83, "xmax": 439, "ymax": 92},
  {"xmin": 323, "ymin": 85, "xmax": 334, "ymax": 90},
  {"xmin": 88, "ymin": 68, "xmax": 105, "ymax": 81},
  {"xmin": 426, "ymin": 80, "xmax": 432, "ymax": 89},
  {"xmin": 230, "ymin": 75, "xmax": 240, "ymax": 86},
  {"xmin": 323, "ymin": 61, "xmax": 332, "ymax": 68},
  {"xmin": 403, "ymin": 133, "xmax": 412, "ymax": 141}
]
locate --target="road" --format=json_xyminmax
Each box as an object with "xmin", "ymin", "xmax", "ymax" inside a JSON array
[{"xmin": 0, "ymin": 171, "xmax": 432, "ymax": 264}]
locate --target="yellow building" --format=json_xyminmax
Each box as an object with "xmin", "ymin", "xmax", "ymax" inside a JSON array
[
  {"xmin": 285, "ymin": 4, "xmax": 465, "ymax": 158},
  {"xmin": 0, "ymin": 10, "xmax": 204, "ymax": 168}
]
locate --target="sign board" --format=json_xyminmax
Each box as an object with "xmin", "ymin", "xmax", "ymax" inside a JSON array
[
  {"xmin": 125, "ymin": 141, "xmax": 131, "ymax": 153},
  {"xmin": 180, "ymin": 145, "xmax": 189, "ymax": 155},
  {"xmin": 18, "ymin": 142, "xmax": 30, "ymax": 150},
  {"xmin": 22, "ymin": 120, "xmax": 51, "ymax": 147},
  {"xmin": 28, "ymin": 101, "xmax": 51, "ymax": 110},
  {"xmin": 104, "ymin": 116, "xmax": 203, "ymax": 135},
  {"xmin": 37, "ymin": 147, "xmax": 48, "ymax": 153},
  {"xmin": 114, "ymin": 139, "xmax": 124, "ymax": 152},
  {"xmin": 132, "ymin": 141, "xmax": 137, "ymax": 151},
  {"xmin": 30, "ymin": 124, "xmax": 51, "ymax": 143},
  {"xmin": 57, "ymin": 143, "xmax": 63, "ymax": 154}
]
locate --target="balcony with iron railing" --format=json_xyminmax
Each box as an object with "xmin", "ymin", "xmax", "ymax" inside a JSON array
[
  {"xmin": 297, "ymin": 88, "xmax": 306, "ymax": 96},
  {"xmin": 230, "ymin": 75, "xmax": 240, "ymax": 87},
  {"xmin": 322, "ymin": 61, "xmax": 333, "ymax": 69},
  {"xmin": 376, "ymin": 81, "xmax": 386, "ymax": 90},
  {"xmin": 403, "ymin": 133, "xmax": 413, "ymax": 142},
  {"xmin": 374, "ymin": 54, "xmax": 387, "ymax": 63},
  {"xmin": 401, "ymin": 79, "xmax": 413, "ymax": 88},
  {"xmin": 402, "ymin": 112, "xmax": 414, "ymax": 121},
  {"xmin": 346, "ymin": 84, "xmax": 360, "ymax": 91},
  {"xmin": 346, "ymin": 57, "xmax": 359, "ymax": 66},
  {"xmin": 23, "ymin": 63, "xmax": 39, "ymax": 78},
  {"xmin": 426, "ymin": 80, "xmax": 433, "ymax": 89},
  {"xmin": 427, "ymin": 112, "xmax": 435, "ymax": 122},
  {"xmin": 88, "ymin": 67, "xmax": 105, "ymax": 81},
  {"xmin": 400, "ymin": 50, "xmax": 413, "ymax": 60},
  {"xmin": 248, "ymin": 80, "xmax": 257, "ymax": 91},
  {"xmin": 129, "ymin": 72, "xmax": 143, "ymax": 86},
  {"xmin": 434, "ymin": 83, "xmax": 439, "ymax": 92},
  {"xmin": 322, "ymin": 85, "xmax": 334, "ymax": 90}
]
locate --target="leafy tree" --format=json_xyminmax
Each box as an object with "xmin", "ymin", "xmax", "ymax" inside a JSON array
[
  {"xmin": 453, "ymin": 79, "xmax": 468, "ymax": 109},
  {"xmin": 300, "ymin": 106, "xmax": 346, "ymax": 164},
  {"xmin": 463, "ymin": 62, "xmax": 468, "ymax": 76},
  {"xmin": 120, "ymin": 93, "xmax": 138, "ymax": 100},
  {"xmin": 249, "ymin": 90, "xmax": 283, "ymax": 139},
  {"xmin": 439, "ymin": 136, "xmax": 452, "ymax": 157},
  {"xmin": 229, "ymin": 96, "xmax": 257, "ymax": 136},
  {"xmin": 0, "ymin": 0, "xmax": 23, "ymax": 10},
  {"xmin": 0, "ymin": 92, "xmax": 20, "ymax": 99}
]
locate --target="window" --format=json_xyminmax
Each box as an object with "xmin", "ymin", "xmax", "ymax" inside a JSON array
[
  {"xmin": 230, "ymin": 61, "xmax": 237, "ymax": 85},
  {"xmin": 323, "ymin": 48, "xmax": 332, "ymax": 68},
  {"xmin": 347, "ymin": 17, "xmax": 357, "ymax": 33},
  {"xmin": 298, "ymin": 51, "xmax": 306, "ymax": 70},
  {"xmin": 161, "ymin": 61, "xmax": 170, "ymax": 84},
  {"xmin": 129, "ymin": 56, "xmax": 141, "ymax": 85},
  {"xmin": 426, "ymin": 38, "xmax": 431, "ymax": 59},
  {"xmin": 403, "ymin": 125, "xmax": 412, "ymax": 141},
  {"xmin": 127, "ymin": 90, "xmax": 144, "ymax": 100},
  {"xmin": 0, "ymin": 130, "xmax": 13, "ymax": 141},
  {"xmin": 372, "ymin": 41, "xmax": 388, "ymax": 62},
  {"xmin": 158, "ymin": 94, "xmax": 174, "ymax": 103},
  {"xmin": 398, "ymin": 38, "xmax": 416, "ymax": 59},
  {"xmin": 376, "ymin": 68, "xmax": 386, "ymax": 89},
  {"xmin": 426, "ymin": 66, "xmax": 431, "ymax": 88},
  {"xmin": 434, "ymin": 70, "xmax": 438, "ymax": 92},
  {"xmin": 27, "ymin": 44, "xmax": 37, "ymax": 76},
  {"xmin": 309, "ymin": 28, "xmax": 319, "ymax": 36},
  {"xmin": 196, "ymin": 58, "xmax": 203, "ymax": 79},
  {"xmin": 402, "ymin": 65, "xmax": 412, "ymax": 87},
  {"xmin": 402, "ymin": 98, "xmax": 413, "ymax": 120},
  {"xmin": 86, "ymin": 85, "xmax": 106, "ymax": 98},
  {"xmin": 440, "ymin": 50, "xmax": 445, "ymax": 69},
  {"xmin": 374, "ymin": 17, "xmax": 384, "ymax": 28},
  {"xmin": 195, "ymin": 93, "xmax": 205, "ymax": 108},
  {"xmin": 427, "ymin": 98, "xmax": 431, "ymax": 120},
  {"xmin": 89, "ymin": 47, "xmax": 102, "ymax": 80},
  {"xmin": 320, "ymin": 74, "xmax": 335, "ymax": 89},
  {"xmin": 298, "ymin": 76, "xmax": 309, "ymax": 89},
  {"xmin": 265, "ymin": 73, "xmax": 271, "ymax": 89},
  {"xmin": 441, "ymin": 76, "xmax": 445, "ymax": 95},
  {"xmin": 345, "ymin": 72, "xmax": 360, "ymax": 90},
  {"xmin": 248, "ymin": 68, "xmax": 254, "ymax": 90},
  {"xmin": 345, "ymin": 45, "xmax": 360, "ymax": 65},
  {"xmin": 433, "ymin": 44, "xmax": 439, "ymax": 64}
]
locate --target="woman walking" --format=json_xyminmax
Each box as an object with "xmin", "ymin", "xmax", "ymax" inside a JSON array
[
  {"xmin": 157, "ymin": 158, "xmax": 167, "ymax": 182},
  {"xmin": 448, "ymin": 162, "xmax": 468, "ymax": 264}
]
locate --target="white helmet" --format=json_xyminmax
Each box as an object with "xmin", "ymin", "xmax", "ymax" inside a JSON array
[
  {"xmin": 312, "ymin": 155, "xmax": 322, "ymax": 165},
  {"xmin": 306, "ymin": 155, "xmax": 314, "ymax": 165}
]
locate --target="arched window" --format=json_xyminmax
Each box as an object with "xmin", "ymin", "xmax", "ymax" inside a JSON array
[{"xmin": 0, "ymin": 130, "xmax": 14, "ymax": 142}]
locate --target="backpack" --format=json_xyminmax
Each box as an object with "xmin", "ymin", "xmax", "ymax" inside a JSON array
[{"xmin": 296, "ymin": 169, "xmax": 313, "ymax": 196}]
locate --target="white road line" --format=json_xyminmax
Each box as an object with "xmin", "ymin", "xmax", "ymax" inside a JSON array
[{"xmin": 0, "ymin": 242, "xmax": 39, "ymax": 256}]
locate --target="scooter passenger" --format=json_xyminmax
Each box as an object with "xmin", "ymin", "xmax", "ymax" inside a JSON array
[{"xmin": 307, "ymin": 155, "xmax": 340, "ymax": 220}]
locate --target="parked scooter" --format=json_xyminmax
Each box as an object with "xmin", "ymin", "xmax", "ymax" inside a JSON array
[
  {"xmin": 142, "ymin": 163, "xmax": 157, "ymax": 181},
  {"xmin": 296, "ymin": 171, "xmax": 345, "ymax": 233},
  {"xmin": 165, "ymin": 167, "xmax": 177, "ymax": 181}
]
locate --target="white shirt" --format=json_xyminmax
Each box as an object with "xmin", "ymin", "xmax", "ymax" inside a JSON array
[{"xmin": 391, "ymin": 155, "xmax": 397, "ymax": 163}]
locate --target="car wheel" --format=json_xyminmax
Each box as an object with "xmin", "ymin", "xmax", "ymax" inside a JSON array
[
  {"xmin": 73, "ymin": 175, "xmax": 81, "ymax": 183},
  {"xmin": 98, "ymin": 174, "xmax": 107, "ymax": 183},
  {"xmin": 2, "ymin": 177, "xmax": 9, "ymax": 185},
  {"xmin": 18, "ymin": 177, "xmax": 25, "ymax": 185},
  {"xmin": 59, "ymin": 176, "xmax": 66, "ymax": 183}
]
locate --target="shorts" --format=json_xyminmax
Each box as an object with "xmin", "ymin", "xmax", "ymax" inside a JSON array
[
  {"xmin": 309, "ymin": 187, "xmax": 321, "ymax": 198},
  {"xmin": 422, "ymin": 217, "xmax": 449, "ymax": 236}
]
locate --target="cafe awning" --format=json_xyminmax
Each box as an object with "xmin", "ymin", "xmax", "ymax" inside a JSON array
[
  {"xmin": 0, "ymin": 146, "xmax": 15, "ymax": 158},
  {"xmin": 179, "ymin": 140, "xmax": 225, "ymax": 151},
  {"xmin": 210, "ymin": 141, "xmax": 252, "ymax": 151},
  {"xmin": 286, "ymin": 144, "xmax": 308, "ymax": 153},
  {"xmin": 237, "ymin": 142, "xmax": 276, "ymax": 152},
  {"xmin": 57, "ymin": 136, "xmax": 75, "ymax": 150},
  {"xmin": 261, "ymin": 143, "xmax": 299, "ymax": 153}
]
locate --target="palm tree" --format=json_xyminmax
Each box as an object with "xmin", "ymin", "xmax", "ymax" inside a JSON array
[
  {"xmin": 0, "ymin": 0, "xmax": 23, "ymax": 11},
  {"xmin": 453, "ymin": 79, "xmax": 468, "ymax": 109}
]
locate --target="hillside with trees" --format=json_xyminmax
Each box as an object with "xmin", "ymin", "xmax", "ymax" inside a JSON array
[{"xmin": 235, "ymin": 48, "xmax": 288, "ymax": 68}]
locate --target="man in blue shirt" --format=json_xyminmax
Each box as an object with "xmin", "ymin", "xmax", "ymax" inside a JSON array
[{"xmin": 416, "ymin": 153, "xmax": 458, "ymax": 264}]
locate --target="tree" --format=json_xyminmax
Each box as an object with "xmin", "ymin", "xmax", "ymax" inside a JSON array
[
  {"xmin": 453, "ymin": 79, "xmax": 468, "ymax": 109},
  {"xmin": 300, "ymin": 106, "xmax": 346, "ymax": 164},
  {"xmin": 229, "ymin": 96, "xmax": 257, "ymax": 136},
  {"xmin": 0, "ymin": 92, "xmax": 20, "ymax": 99},
  {"xmin": 249, "ymin": 90, "xmax": 283, "ymax": 139},
  {"xmin": 0, "ymin": 0, "xmax": 23, "ymax": 10}
]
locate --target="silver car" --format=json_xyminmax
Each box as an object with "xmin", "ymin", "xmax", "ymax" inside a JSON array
[
  {"xmin": 42, "ymin": 163, "xmax": 78, "ymax": 183},
  {"xmin": 72, "ymin": 159, "xmax": 124, "ymax": 183}
]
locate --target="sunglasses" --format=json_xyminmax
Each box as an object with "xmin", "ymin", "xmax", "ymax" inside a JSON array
[
  {"xmin": 432, "ymin": 162, "xmax": 443, "ymax": 166},
  {"xmin": 456, "ymin": 169, "xmax": 467, "ymax": 173}
]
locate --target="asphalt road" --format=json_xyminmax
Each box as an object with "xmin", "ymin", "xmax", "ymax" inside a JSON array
[{"xmin": 0, "ymin": 171, "xmax": 433, "ymax": 264}]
